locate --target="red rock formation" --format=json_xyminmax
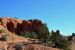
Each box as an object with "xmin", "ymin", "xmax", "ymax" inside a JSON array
[
  {"xmin": 20, "ymin": 20, "xmax": 32, "ymax": 32},
  {"xmin": 0, "ymin": 17, "xmax": 22, "ymax": 33},
  {"xmin": 0, "ymin": 17, "xmax": 43, "ymax": 34},
  {"xmin": 6, "ymin": 21, "xmax": 15, "ymax": 33}
]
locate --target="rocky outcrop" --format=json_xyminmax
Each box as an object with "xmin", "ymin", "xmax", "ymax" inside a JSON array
[
  {"xmin": 0, "ymin": 17, "xmax": 22, "ymax": 33},
  {"xmin": 0, "ymin": 17, "xmax": 43, "ymax": 34}
]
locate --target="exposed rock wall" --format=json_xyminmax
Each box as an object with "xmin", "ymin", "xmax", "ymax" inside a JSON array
[{"xmin": 0, "ymin": 17, "xmax": 42, "ymax": 34}]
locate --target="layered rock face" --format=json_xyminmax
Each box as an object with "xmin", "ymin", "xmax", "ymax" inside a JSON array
[{"xmin": 0, "ymin": 17, "xmax": 42, "ymax": 34}]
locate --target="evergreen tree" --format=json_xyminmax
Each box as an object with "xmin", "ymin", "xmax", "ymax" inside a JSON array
[
  {"xmin": 36, "ymin": 23, "xmax": 50, "ymax": 43},
  {"xmin": 50, "ymin": 30, "xmax": 71, "ymax": 49},
  {"xmin": 72, "ymin": 33, "xmax": 75, "ymax": 37}
]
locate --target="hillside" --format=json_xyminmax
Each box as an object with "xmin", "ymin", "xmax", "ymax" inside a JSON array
[
  {"xmin": 0, "ymin": 17, "xmax": 75, "ymax": 50},
  {"xmin": 0, "ymin": 17, "xmax": 60, "ymax": 50}
]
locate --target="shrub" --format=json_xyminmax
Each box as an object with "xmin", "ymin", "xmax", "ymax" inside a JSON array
[
  {"xmin": 15, "ymin": 43, "xmax": 23, "ymax": 50},
  {"xmin": 0, "ymin": 48, "xmax": 4, "ymax": 50},
  {"xmin": 63, "ymin": 48, "xmax": 72, "ymax": 50},
  {"xmin": 1, "ymin": 34, "xmax": 8, "ymax": 41},
  {"xmin": 0, "ymin": 29, "xmax": 5, "ymax": 33},
  {"xmin": 19, "ymin": 32, "xmax": 37, "ymax": 39}
]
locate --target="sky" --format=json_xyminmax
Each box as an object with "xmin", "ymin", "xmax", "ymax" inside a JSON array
[{"xmin": 0, "ymin": 0, "xmax": 75, "ymax": 35}]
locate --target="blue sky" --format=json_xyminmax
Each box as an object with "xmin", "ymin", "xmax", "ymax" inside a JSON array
[{"xmin": 0, "ymin": 0, "xmax": 75, "ymax": 35}]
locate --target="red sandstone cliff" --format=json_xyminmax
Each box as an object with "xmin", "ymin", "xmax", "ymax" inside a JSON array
[{"xmin": 0, "ymin": 17, "xmax": 42, "ymax": 34}]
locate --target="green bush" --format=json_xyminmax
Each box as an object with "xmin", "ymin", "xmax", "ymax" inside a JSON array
[{"xmin": 15, "ymin": 43, "xmax": 23, "ymax": 50}]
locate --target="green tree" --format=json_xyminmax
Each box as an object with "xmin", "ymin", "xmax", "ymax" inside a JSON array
[
  {"xmin": 67, "ymin": 36, "xmax": 72, "ymax": 41},
  {"xmin": 72, "ymin": 33, "xmax": 75, "ymax": 37},
  {"xmin": 36, "ymin": 23, "xmax": 50, "ymax": 43}
]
